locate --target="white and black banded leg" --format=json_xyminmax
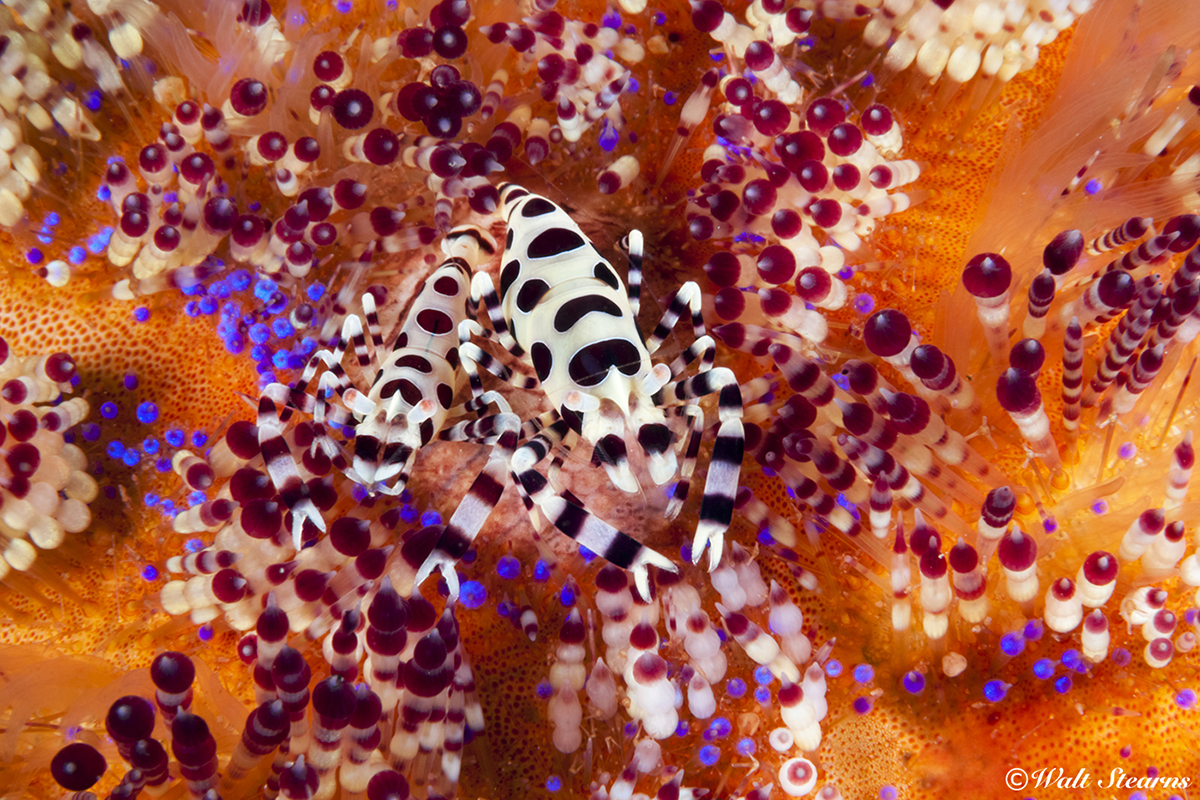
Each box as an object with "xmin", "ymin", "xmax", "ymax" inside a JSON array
[
  {"xmin": 470, "ymin": 271, "xmax": 524, "ymax": 356},
  {"xmin": 273, "ymin": 352, "xmax": 329, "ymax": 425},
  {"xmin": 446, "ymin": 389, "xmax": 515, "ymax": 424},
  {"xmin": 663, "ymin": 403, "xmax": 703, "ymax": 520},
  {"xmin": 295, "ymin": 311, "xmax": 357, "ymax": 396},
  {"xmin": 288, "ymin": 317, "xmax": 373, "ymax": 423},
  {"xmin": 321, "ymin": 315, "xmax": 380, "ymax": 417},
  {"xmin": 643, "ymin": 278, "xmax": 740, "ymax": 555},
  {"xmin": 519, "ymin": 408, "xmax": 560, "ymax": 441},
  {"xmin": 310, "ymin": 366, "xmax": 374, "ymax": 427},
  {"xmin": 256, "ymin": 394, "xmax": 327, "ymax": 549},
  {"xmin": 666, "ymin": 333, "xmax": 718, "ymax": 380},
  {"xmin": 667, "ymin": 369, "xmax": 744, "ymax": 569},
  {"xmin": 510, "ymin": 457, "xmax": 676, "ymax": 601},
  {"xmin": 261, "ymin": 382, "xmax": 351, "ymax": 465},
  {"xmin": 439, "ymin": 407, "xmax": 520, "ymax": 446},
  {"xmin": 457, "ymin": 319, "xmax": 538, "ymax": 411},
  {"xmin": 586, "ymin": 422, "xmax": 639, "ymax": 493},
  {"xmin": 518, "ymin": 414, "xmax": 575, "ymax": 488},
  {"xmin": 366, "ymin": 442, "xmax": 418, "ymax": 497},
  {"xmin": 262, "ymin": 380, "xmax": 323, "ymax": 418},
  {"xmin": 456, "ymin": 319, "xmax": 492, "ymax": 402},
  {"xmin": 643, "ymin": 280, "xmax": 718, "ymax": 391},
  {"xmin": 300, "ymin": 367, "xmax": 374, "ymax": 477},
  {"xmin": 618, "ymin": 229, "xmax": 644, "ymax": 320},
  {"xmin": 645, "ymin": 281, "xmax": 705, "ymax": 355},
  {"xmin": 360, "ymin": 291, "xmax": 386, "ymax": 366},
  {"xmin": 412, "ymin": 412, "xmax": 523, "ymax": 600},
  {"xmin": 558, "ymin": 390, "xmax": 648, "ymax": 496},
  {"xmin": 457, "ymin": 342, "xmax": 537, "ymax": 410},
  {"xmin": 662, "ymin": 281, "xmax": 717, "ymax": 378},
  {"xmin": 507, "ymin": 429, "xmax": 676, "ymax": 599},
  {"xmin": 510, "ymin": 410, "xmax": 565, "ymax": 525},
  {"xmin": 543, "ymin": 415, "xmax": 583, "ymax": 494},
  {"xmin": 346, "ymin": 299, "xmax": 376, "ymax": 373},
  {"xmin": 613, "ymin": 279, "xmax": 710, "ymax": 489},
  {"xmin": 261, "ymin": 331, "xmax": 374, "ymax": 496},
  {"xmin": 506, "ymin": 417, "xmax": 572, "ymax": 530},
  {"xmin": 281, "ymin": 354, "xmax": 375, "ymax": 464}
]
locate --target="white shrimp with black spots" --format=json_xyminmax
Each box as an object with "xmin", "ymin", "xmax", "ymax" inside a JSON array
[
  {"xmin": 257, "ymin": 227, "xmax": 522, "ymax": 568},
  {"xmin": 445, "ymin": 183, "xmax": 745, "ymax": 597}
]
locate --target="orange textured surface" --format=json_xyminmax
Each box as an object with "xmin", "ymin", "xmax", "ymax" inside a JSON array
[{"xmin": 1, "ymin": 1, "xmax": 1200, "ymax": 799}]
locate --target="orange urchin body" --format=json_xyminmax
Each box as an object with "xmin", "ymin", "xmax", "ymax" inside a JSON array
[{"xmin": 2, "ymin": 1, "xmax": 1200, "ymax": 799}]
